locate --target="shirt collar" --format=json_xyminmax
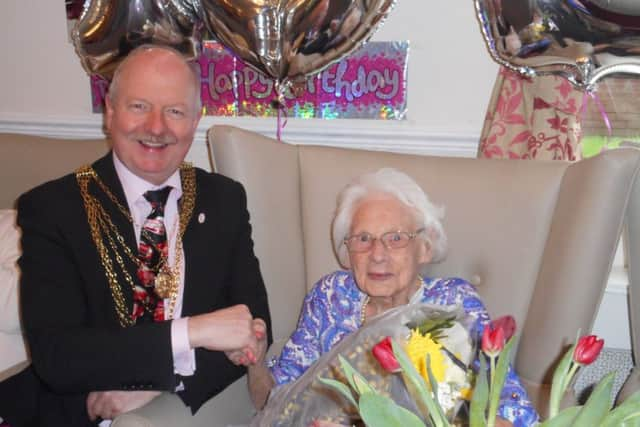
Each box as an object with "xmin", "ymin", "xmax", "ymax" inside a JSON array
[{"xmin": 112, "ymin": 152, "xmax": 183, "ymax": 207}]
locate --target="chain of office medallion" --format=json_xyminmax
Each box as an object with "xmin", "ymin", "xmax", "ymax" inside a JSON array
[{"xmin": 76, "ymin": 164, "xmax": 196, "ymax": 327}]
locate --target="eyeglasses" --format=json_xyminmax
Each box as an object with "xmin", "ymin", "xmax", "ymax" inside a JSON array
[{"xmin": 343, "ymin": 228, "xmax": 425, "ymax": 252}]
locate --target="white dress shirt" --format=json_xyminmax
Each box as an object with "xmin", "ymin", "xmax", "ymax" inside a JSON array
[
  {"xmin": 97, "ymin": 154, "xmax": 197, "ymax": 426},
  {"xmin": 113, "ymin": 153, "xmax": 196, "ymax": 376}
]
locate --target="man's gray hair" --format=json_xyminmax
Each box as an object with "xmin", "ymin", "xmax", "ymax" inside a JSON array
[
  {"xmin": 331, "ymin": 168, "xmax": 448, "ymax": 267},
  {"xmin": 107, "ymin": 44, "xmax": 201, "ymax": 113}
]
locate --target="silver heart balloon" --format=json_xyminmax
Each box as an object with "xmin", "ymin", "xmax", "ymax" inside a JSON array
[
  {"xmin": 474, "ymin": 0, "xmax": 640, "ymax": 90},
  {"xmin": 196, "ymin": 0, "xmax": 397, "ymax": 88},
  {"xmin": 73, "ymin": 0, "xmax": 201, "ymax": 79}
]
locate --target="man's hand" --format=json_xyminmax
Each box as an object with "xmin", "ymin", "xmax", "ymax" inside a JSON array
[
  {"xmin": 188, "ymin": 304, "xmax": 258, "ymax": 354},
  {"xmin": 225, "ymin": 318, "xmax": 268, "ymax": 366},
  {"xmin": 86, "ymin": 390, "xmax": 160, "ymax": 421}
]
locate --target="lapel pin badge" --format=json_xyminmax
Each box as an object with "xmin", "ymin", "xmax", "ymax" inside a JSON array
[{"xmin": 198, "ymin": 213, "xmax": 206, "ymax": 224}]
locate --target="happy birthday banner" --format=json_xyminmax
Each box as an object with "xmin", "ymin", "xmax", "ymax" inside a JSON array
[{"xmin": 91, "ymin": 41, "xmax": 408, "ymax": 120}]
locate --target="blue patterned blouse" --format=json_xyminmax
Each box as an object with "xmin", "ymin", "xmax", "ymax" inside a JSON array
[{"xmin": 269, "ymin": 270, "xmax": 539, "ymax": 427}]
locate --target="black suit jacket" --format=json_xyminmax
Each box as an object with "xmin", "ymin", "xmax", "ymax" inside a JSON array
[{"xmin": 7, "ymin": 153, "xmax": 271, "ymax": 426}]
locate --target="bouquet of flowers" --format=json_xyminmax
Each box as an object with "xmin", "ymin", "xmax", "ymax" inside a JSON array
[
  {"xmin": 251, "ymin": 303, "xmax": 478, "ymax": 426},
  {"xmin": 322, "ymin": 315, "xmax": 640, "ymax": 427}
]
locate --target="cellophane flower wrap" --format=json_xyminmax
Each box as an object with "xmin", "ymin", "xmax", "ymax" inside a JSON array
[{"xmin": 251, "ymin": 303, "xmax": 477, "ymax": 426}]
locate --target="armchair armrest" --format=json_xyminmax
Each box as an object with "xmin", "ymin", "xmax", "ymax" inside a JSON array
[{"xmin": 112, "ymin": 376, "xmax": 254, "ymax": 427}]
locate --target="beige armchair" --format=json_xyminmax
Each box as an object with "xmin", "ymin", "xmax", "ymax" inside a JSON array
[
  {"xmin": 1, "ymin": 127, "xmax": 639, "ymax": 426},
  {"xmin": 202, "ymin": 125, "xmax": 640, "ymax": 417}
]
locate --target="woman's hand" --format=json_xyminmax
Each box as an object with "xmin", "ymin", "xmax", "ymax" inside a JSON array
[
  {"xmin": 251, "ymin": 318, "xmax": 269, "ymax": 363},
  {"xmin": 244, "ymin": 318, "xmax": 274, "ymax": 410}
]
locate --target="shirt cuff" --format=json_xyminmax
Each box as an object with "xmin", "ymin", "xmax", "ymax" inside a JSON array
[{"xmin": 171, "ymin": 317, "xmax": 196, "ymax": 376}]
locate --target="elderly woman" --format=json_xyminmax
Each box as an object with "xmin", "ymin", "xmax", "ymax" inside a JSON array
[{"xmin": 247, "ymin": 168, "xmax": 538, "ymax": 427}]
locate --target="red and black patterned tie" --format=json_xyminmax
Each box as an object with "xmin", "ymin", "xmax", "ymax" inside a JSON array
[{"xmin": 133, "ymin": 186, "xmax": 172, "ymax": 323}]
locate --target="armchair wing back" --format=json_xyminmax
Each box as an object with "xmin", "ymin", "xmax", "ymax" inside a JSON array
[
  {"xmin": 0, "ymin": 133, "xmax": 109, "ymax": 209},
  {"xmin": 208, "ymin": 125, "xmax": 640, "ymax": 412}
]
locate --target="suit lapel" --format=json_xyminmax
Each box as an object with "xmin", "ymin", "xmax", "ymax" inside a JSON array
[{"xmin": 181, "ymin": 169, "xmax": 218, "ymax": 317}]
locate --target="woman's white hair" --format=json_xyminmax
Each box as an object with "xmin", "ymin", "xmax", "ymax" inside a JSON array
[{"xmin": 331, "ymin": 168, "xmax": 448, "ymax": 267}]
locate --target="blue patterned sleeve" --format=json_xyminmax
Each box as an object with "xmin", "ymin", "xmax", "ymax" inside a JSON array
[
  {"xmin": 499, "ymin": 365, "xmax": 540, "ymax": 427},
  {"xmin": 268, "ymin": 278, "xmax": 325, "ymax": 386},
  {"xmin": 425, "ymin": 278, "xmax": 539, "ymax": 426}
]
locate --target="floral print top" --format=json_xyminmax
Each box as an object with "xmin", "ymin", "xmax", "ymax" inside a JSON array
[{"xmin": 269, "ymin": 270, "xmax": 539, "ymax": 427}]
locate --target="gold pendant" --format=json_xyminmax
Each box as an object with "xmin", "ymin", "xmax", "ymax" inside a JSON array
[{"xmin": 154, "ymin": 270, "xmax": 174, "ymax": 299}]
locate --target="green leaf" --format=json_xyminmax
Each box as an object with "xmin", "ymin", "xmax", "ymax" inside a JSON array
[
  {"xmin": 487, "ymin": 335, "xmax": 516, "ymax": 424},
  {"xmin": 571, "ymin": 372, "xmax": 615, "ymax": 426},
  {"xmin": 536, "ymin": 405, "xmax": 581, "ymax": 427},
  {"xmin": 317, "ymin": 377, "xmax": 358, "ymax": 408},
  {"xmin": 470, "ymin": 355, "xmax": 488, "ymax": 427},
  {"xmin": 391, "ymin": 338, "xmax": 447, "ymax": 427},
  {"xmin": 600, "ymin": 389, "xmax": 640, "ymax": 427},
  {"xmin": 620, "ymin": 416, "xmax": 640, "ymax": 427},
  {"xmin": 548, "ymin": 342, "xmax": 577, "ymax": 418},
  {"xmin": 353, "ymin": 373, "xmax": 375, "ymax": 395},
  {"xmin": 358, "ymin": 392, "xmax": 426, "ymax": 427},
  {"xmin": 337, "ymin": 354, "xmax": 374, "ymax": 396},
  {"xmin": 415, "ymin": 316, "xmax": 457, "ymax": 341},
  {"xmin": 415, "ymin": 316, "xmax": 456, "ymax": 336}
]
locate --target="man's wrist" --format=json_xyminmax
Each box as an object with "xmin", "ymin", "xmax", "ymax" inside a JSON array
[{"xmin": 186, "ymin": 314, "xmax": 201, "ymax": 349}]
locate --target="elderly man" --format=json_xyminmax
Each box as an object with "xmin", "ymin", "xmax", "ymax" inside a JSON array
[{"xmin": 1, "ymin": 45, "xmax": 271, "ymax": 426}]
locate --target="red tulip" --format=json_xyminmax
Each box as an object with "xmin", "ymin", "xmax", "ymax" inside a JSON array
[
  {"xmin": 372, "ymin": 337, "xmax": 400, "ymax": 372},
  {"xmin": 482, "ymin": 324, "xmax": 505, "ymax": 356},
  {"xmin": 481, "ymin": 315, "xmax": 517, "ymax": 357},
  {"xmin": 491, "ymin": 315, "xmax": 516, "ymax": 342},
  {"xmin": 573, "ymin": 335, "xmax": 604, "ymax": 365}
]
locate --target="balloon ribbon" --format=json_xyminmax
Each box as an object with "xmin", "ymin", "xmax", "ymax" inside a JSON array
[
  {"xmin": 269, "ymin": 91, "xmax": 288, "ymax": 141},
  {"xmin": 580, "ymin": 90, "xmax": 612, "ymax": 137}
]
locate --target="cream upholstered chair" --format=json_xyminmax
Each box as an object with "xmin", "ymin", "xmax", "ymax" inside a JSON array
[
  {"xmin": 618, "ymin": 178, "xmax": 640, "ymax": 403},
  {"xmin": 203, "ymin": 125, "xmax": 640, "ymax": 420}
]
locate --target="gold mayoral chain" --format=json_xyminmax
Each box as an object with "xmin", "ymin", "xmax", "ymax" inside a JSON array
[{"xmin": 76, "ymin": 163, "xmax": 196, "ymax": 328}]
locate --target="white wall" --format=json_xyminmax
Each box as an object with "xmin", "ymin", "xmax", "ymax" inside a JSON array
[{"xmin": 0, "ymin": 1, "xmax": 631, "ymax": 350}]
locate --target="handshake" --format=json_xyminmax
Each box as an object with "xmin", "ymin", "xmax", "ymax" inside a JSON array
[{"xmin": 188, "ymin": 304, "xmax": 269, "ymax": 367}]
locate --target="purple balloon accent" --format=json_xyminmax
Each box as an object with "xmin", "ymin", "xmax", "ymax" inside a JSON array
[{"xmin": 581, "ymin": 91, "xmax": 612, "ymax": 136}]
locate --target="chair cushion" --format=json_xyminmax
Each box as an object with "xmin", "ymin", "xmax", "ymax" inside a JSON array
[
  {"xmin": 0, "ymin": 208, "xmax": 29, "ymax": 375},
  {"xmin": 0, "ymin": 209, "xmax": 20, "ymax": 334}
]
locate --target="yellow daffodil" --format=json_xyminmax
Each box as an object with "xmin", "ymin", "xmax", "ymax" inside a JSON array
[{"xmin": 405, "ymin": 329, "xmax": 446, "ymax": 388}]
